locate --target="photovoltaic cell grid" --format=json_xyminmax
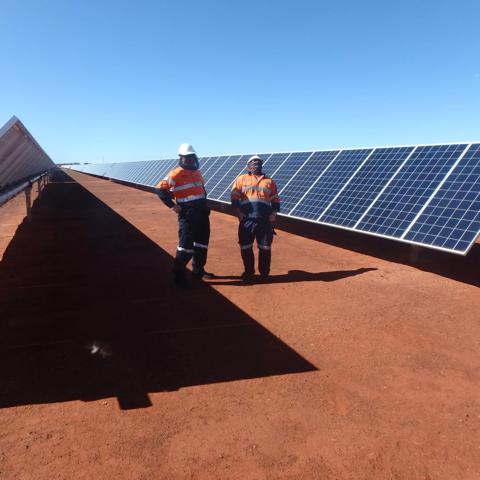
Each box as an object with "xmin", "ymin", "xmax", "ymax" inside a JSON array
[
  {"xmin": 291, "ymin": 149, "xmax": 373, "ymax": 220},
  {"xmin": 279, "ymin": 150, "xmax": 341, "ymax": 214},
  {"xmin": 137, "ymin": 160, "xmax": 157, "ymax": 184},
  {"xmin": 153, "ymin": 159, "xmax": 178, "ymax": 184},
  {"xmin": 205, "ymin": 156, "xmax": 240, "ymax": 190},
  {"xmin": 69, "ymin": 142, "xmax": 480, "ymax": 255},
  {"xmin": 209, "ymin": 155, "xmax": 249, "ymax": 200},
  {"xmin": 270, "ymin": 152, "xmax": 313, "ymax": 193},
  {"xmin": 201, "ymin": 156, "xmax": 223, "ymax": 183},
  {"xmin": 357, "ymin": 144, "xmax": 468, "ymax": 238},
  {"xmin": 261, "ymin": 153, "xmax": 290, "ymax": 177},
  {"xmin": 404, "ymin": 143, "xmax": 480, "ymax": 253},
  {"xmin": 144, "ymin": 160, "xmax": 164, "ymax": 185},
  {"xmin": 320, "ymin": 146, "xmax": 414, "ymax": 228}
]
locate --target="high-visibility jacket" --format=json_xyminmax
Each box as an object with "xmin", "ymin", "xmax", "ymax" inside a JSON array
[
  {"xmin": 156, "ymin": 166, "xmax": 207, "ymax": 208},
  {"xmin": 231, "ymin": 173, "xmax": 280, "ymax": 219}
]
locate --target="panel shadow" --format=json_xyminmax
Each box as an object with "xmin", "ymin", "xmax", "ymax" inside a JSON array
[{"xmin": 0, "ymin": 171, "xmax": 316, "ymax": 409}]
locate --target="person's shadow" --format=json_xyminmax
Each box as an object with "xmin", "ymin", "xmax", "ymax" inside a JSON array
[{"xmin": 210, "ymin": 268, "xmax": 377, "ymax": 286}]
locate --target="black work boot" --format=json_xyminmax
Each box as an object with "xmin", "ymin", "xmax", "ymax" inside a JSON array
[
  {"xmin": 192, "ymin": 269, "xmax": 215, "ymax": 280},
  {"xmin": 258, "ymin": 247, "xmax": 271, "ymax": 279},
  {"xmin": 240, "ymin": 247, "xmax": 255, "ymax": 281},
  {"xmin": 240, "ymin": 271, "xmax": 254, "ymax": 282}
]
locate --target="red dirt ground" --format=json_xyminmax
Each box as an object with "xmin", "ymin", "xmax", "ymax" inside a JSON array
[{"xmin": 0, "ymin": 169, "xmax": 479, "ymax": 480}]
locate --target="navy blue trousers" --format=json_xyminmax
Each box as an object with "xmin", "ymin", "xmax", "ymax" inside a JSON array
[
  {"xmin": 174, "ymin": 207, "xmax": 210, "ymax": 275},
  {"xmin": 238, "ymin": 218, "xmax": 274, "ymax": 275}
]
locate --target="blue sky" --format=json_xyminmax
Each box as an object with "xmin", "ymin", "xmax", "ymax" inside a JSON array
[{"xmin": 1, "ymin": 0, "xmax": 479, "ymax": 164}]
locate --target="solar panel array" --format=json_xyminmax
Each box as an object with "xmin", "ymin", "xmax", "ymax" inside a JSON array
[
  {"xmin": 68, "ymin": 142, "xmax": 480, "ymax": 255},
  {"xmin": 0, "ymin": 116, "xmax": 54, "ymax": 192}
]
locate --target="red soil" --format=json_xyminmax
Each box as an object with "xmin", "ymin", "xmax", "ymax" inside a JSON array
[{"xmin": 0, "ymin": 169, "xmax": 479, "ymax": 479}]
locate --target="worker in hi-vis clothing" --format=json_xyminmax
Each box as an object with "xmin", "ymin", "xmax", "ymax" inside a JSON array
[
  {"xmin": 231, "ymin": 155, "xmax": 280, "ymax": 280},
  {"xmin": 156, "ymin": 143, "xmax": 214, "ymax": 283}
]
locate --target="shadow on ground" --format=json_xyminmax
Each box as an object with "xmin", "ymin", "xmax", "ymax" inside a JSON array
[
  {"xmin": 0, "ymin": 171, "xmax": 316, "ymax": 410},
  {"xmin": 210, "ymin": 268, "xmax": 377, "ymax": 286},
  {"xmin": 209, "ymin": 202, "xmax": 480, "ymax": 289}
]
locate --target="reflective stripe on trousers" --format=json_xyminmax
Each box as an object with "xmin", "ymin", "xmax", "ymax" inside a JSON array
[{"xmin": 177, "ymin": 246, "xmax": 194, "ymax": 254}]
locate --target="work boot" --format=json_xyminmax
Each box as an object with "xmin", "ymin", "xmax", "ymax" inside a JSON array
[
  {"xmin": 240, "ymin": 271, "xmax": 254, "ymax": 282},
  {"xmin": 240, "ymin": 248, "xmax": 254, "ymax": 279},
  {"xmin": 192, "ymin": 269, "xmax": 215, "ymax": 280},
  {"xmin": 259, "ymin": 271, "xmax": 269, "ymax": 280},
  {"xmin": 258, "ymin": 248, "xmax": 271, "ymax": 277}
]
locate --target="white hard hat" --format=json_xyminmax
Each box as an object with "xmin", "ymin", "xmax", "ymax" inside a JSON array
[
  {"xmin": 178, "ymin": 143, "xmax": 197, "ymax": 156},
  {"xmin": 247, "ymin": 155, "xmax": 262, "ymax": 163}
]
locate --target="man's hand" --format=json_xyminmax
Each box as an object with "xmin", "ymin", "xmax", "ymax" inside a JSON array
[
  {"xmin": 269, "ymin": 212, "xmax": 277, "ymax": 223},
  {"xmin": 236, "ymin": 211, "xmax": 246, "ymax": 221},
  {"xmin": 172, "ymin": 204, "xmax": 182, "ymax": 214}
]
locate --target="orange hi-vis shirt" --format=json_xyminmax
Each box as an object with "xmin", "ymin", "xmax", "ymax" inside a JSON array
[
  {"xmin": 231, "ymin": 173, "xmax": 280, "ymax": 219},
  {"xmin": 157, "ymin": 166, "xmax": 206, "ymax": 204}
]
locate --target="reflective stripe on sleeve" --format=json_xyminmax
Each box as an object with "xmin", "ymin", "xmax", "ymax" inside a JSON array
[
  {"xmin": 240, "ymin": 243, "xmax": 254, "ymax": 250},
  {"xmin": 176, "ymin": 193, "xmax": 207, "ymax": 203},
  {"xmin": 193, "ymin": 242, "xmax": 208, "ymax": 249},
  {"xmin": 167, "ymin": 177, "xmax": 175, "ymax": 186}
]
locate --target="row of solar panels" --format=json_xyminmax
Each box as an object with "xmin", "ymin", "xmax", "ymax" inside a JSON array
[
  {"xmin": 68, "ymin": 142, "xmax": 480, "ymax": 255},
  {"xmin": 0, "ymin": 116, "xmax": 54, "ymax": 192}
]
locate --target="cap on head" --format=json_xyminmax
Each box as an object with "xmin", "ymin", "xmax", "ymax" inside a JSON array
[
  {"xmin": 247, "ymin": 155, "xmax": 263, "ymax": 174},
  {"xmin": 178, "ymin": 143, "xmax": 196, "ymax": 157}
]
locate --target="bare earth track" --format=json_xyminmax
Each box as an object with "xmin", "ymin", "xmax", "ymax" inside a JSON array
[{"xmin": 0, "ymin": 169, "xmax": 479, "ymax": 479}]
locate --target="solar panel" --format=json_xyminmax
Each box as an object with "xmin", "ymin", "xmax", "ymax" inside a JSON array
[
  {"xmin": 207, "ymin": 155, "xmax": 243, "ymax": 192},
  {"xmin": 201, "ymin": 156, "xmax": 222, "ymax": 181},
  {"xmin": 208, "ymin": 155, "xmax": 248, "ymax": 200},
  {"xmin": 155, "ymin": 159, "xmax": 178, "ymax": 184},
  {"xmin": 291, "ymin": 149, "xmax": 373, "ymax": 220},
  {"xmin": 0, "ymin": 116, "xmax": 54, "ymax": 191},
  {"xmin": 69, "ymin": 141, "xmax": 480, "ymax": 255},
  {"xmin": 270, "ymin": 151, "xmax": 313, "ymax": 192},
  {"xmin": 356, "ymin": 144, "xmax": 468, "ymax": 237},
  {"xmin": 261, "ymin": 153, "xmax": 291, "ymax": 177},
  {"xmin": 138, "ymin": 160, "xmax": 159, "ymax": 185},
  {"xmin": 144, "ymin": 160, "xmax": 164, "ymax": 186},
  {"xmin": 279, "ymin": 150, "xmax": 341, "ymax": 215},
  {"xmin": 197, "ymin": 156, "xmax": 211, "ymax": 172},
  {"xmin": 204, "ymin": 156, "xmax": 232, "ymax": 188},
  {"xmin": 106, "ymin": 163, "xmax": 121, "ymax": 179},
  {"xmin": 131, "ymin": 161, "xmax": 150, "ymax": 184},
  {"xmin": 319, "ymin": 146, "xmax": 415, "ymax": 227},
  {"xmin": 122, "ymin": 162, "xmax": 138, "ymax": 181},
  {"xmin": 134, "ymin": 161, "xmax": 151, "ymax": 183},
  {"xmin": 404, "ymin": 143, "xmax": 480, "ymax": 253}
]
